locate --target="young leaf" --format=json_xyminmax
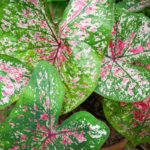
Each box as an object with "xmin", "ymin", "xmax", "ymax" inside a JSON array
[
  {"xmin": 103, "ymin": 97, "xmax": 150, "ymax": 146},
  {"xmin": 117, "ymin": 0, "xmax": 150, "ymax": 12},
  {"xmin": 0, "ymin": 0, "xmax": 115, "ymax": 113},
  {"xmin": 0, "ymin": 54, "xmax": 31, "ymax": 109},
  {"xmin": 0, "ymin": 61, "xmax": 109, "ymax": 150},
  {"xmin": 95, "ymin": 8, "xmax": 150, "ymax": 102}
]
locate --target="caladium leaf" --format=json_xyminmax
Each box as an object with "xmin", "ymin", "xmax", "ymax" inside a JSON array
[
  {"xmin": 95, "ymin": 8, "xmax": 150, "ymax": 102},
  {"xmin": 0, "ymin": 0, "xmax": 114, "ymax": 113},
  {"xmin": 48, "ymin": 1, "xmax": 68, "ymax": 24},
  {"xmin": 0, "ymin": 61, "xmax": 109, "ymax": 150},
  {"xmin": 103, "ymin": 97, "xmax": 150, "ymax": 146},
  {"xmin": 0, "ymin": 54, "xmax": 31, "ymax": 109},
  {"xmin": 60, "ymin": 0, "xmax": 115, "ymax": 57},
  {"xmin": 117, "ymin": 0, "xmax": 150, "ymax": 12}
]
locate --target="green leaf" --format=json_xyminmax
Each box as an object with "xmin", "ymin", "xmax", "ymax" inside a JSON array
[
  {"xmin": 95, "ymin": 8, "xmax": 150, "ymax": 102},
  {"xmin": 48, "ymin": 1, "xmax": 68, "ymax": 24},
  {"xmin": 0, "ymin": 61, "xmax": 109, "ymax": 150},
  {"xmin": 60, "ymin": 0, "xmax": 115, "ymax": 57},
  {"xmin": 0, "ymin": 54, "xmax": 31, "ymax": 109},
  {"xmin": 0, "ymin": 0, "xmax": 115, "ymax": 113},
  {"xmin": 103, "ymin": 97, "xmax": 150, "ymax": 146},
  {"xmin": 0, "ymin": 0, "xmax": 55, "ymax": 65},
  {"xmin": 117, "ymin": 0, "xmax": 150, "ymax": 12}
]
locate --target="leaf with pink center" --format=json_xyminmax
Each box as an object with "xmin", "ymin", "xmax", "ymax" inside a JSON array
[
  {"xmin": 95, "ymin": 8, "xmax": 150, "ymax": 102},
  {"xmin": 0, "ymin": 0, "xmax": 115, "ymax": 113},
  {"xmin": 117, "ymin": 0, "xmax": 150, "ymax": 12},
  {"xmin": 103, "ymin": 97, "xmax": 150, "ymax": 146},
  {"xmin": 0, "ymin": 61, "xmax": 109, "ymax": 150},
  {"xmin": 0, "ymin": 54, "xmax": 31, "ymax": 109}
]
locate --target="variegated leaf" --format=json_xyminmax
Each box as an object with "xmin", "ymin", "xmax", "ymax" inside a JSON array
[
  {"xmin": 60, "ymin": 0, "xmax": 114, "ymax": 57},
  {"xmin": 0, "ymin": 0, "xmax": 114, "ymax": 113},
  {"xmin": 103, "ymin": 97, "xmax": 150, "ymax": 146},
  {"xmin": 0, "ymin": 0, "xmax": 55, "ymax": 65},
  {"xmin": 59, "ymin": 0, "xmax": 114, "ymax": 113},
  {"xmin": 0, "ymin": 54, "xmax": 31, "ymax": 109},
  {"xmin": 0, "ymin": 61, "xmax": 109, "ymax": 150},
  {"xmin": 95, "ymin": 8, "xmax": 150, "ymax": 102},
  {"xmin": 117, "ymin": 0, "xmax": 150, "ymax": 12}
]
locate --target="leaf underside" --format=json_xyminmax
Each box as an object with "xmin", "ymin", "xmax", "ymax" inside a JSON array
[
  {"xmin": 0, "ymin": 61, "xmax": 109, "ymax": 150},
  {"xmin": 103, "ymin": 97, "xmax": 150, "ymax": 146},
  {"xmin": 0, "ymin": 0, "xmax": 114, "ymax": 113},
  {"xmin": 117, "ymin": 0, "xmax": 150, "ymax": 12},
  {"xmin": 95, "ymin": 7, "xmax": 150, "ymax": 102},
  {"xmin": 0, "ymin": 54, "xmax": 31, "ymax": 109}
]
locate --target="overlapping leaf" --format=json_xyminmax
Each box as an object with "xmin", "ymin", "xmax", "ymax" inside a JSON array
[
  {"xmin": 0, "ymin": 0, "xmax": 114, "ymax": 113},
  {"xmin": 0, "ymin": 0, "xmax": 55, "ymax": 65},
  {"xmin": 0, "ymin": 61, "xmax": 109, "ymax": 150},
  {"xmin": 103, "ymin": 97, "xmax": 150, "ymax": 146},
  {"xmin": 60, "ymin": 0, "xmax": 115, "ymax": 57},
  {"xmin": 117, "ymin": 0, "xmax": 150, "ymax": 12},
  {"xmin": 0, "ymin": 55, "xmax": 31, "ymax": 109},
  {"xmin": 95, "ymin": 8, "xmax": 150, "ymax": 102}
]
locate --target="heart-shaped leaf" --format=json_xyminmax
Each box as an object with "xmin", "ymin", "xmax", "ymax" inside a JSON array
[
  {"xmin": 0, "ymin": 0, "xmax": 114, "ymax": 113},
  {"xmin": 95, "ymin": 8, "xmax": 150, "ymax": 102},
  {"xmin": 103, "ymin": 97, "xmax": 150, "ymax": 146},
  {"xmin": 117, "ymin": 0, "xmax": 150, "ymax": 12},
  {"xmin": 0, "ymin": 54, "xmax": 31, "ymax": 109},
  {"xmin": 0, "ymin": 61, "xmax": 109, "ymax": 150}
]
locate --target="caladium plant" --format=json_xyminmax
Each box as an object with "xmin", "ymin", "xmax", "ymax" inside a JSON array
[
  {"xmin": 0, "ymin": 61, "xmax": 109, "ymax": 150},
  {"xmin": 103, "ymin": 97, "xmax": 150, "ymax": 147},
  {"xmin": 95, "ymin": 7, "xmax": 150, "ymax": 102},
  {"xmin": 0, "ymin": 0, "xmax": 114, "ymax": 114},
  {"xmin": 0, "ymin": 54, "xmax": 32, "ymax": 109},
  {"xmin": 117, "ymin": 0, "xmax": 150, "ymax": 12}
]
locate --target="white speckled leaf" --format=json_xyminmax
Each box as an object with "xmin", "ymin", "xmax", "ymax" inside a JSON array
[
  {"xmin": 0, "ymin": 0, "xmax": 115, "ymax": 113},
  {"xmin": 0, "ymin": 0, "xmax": 55, "ymax": 65},
  {"xmin": 60, "ymin": 0, "xmax": 115, "ymax": 57},
  {"xmin": 59, "ymin": 0, "xmax": 114, "ymax": 113},
  {"xmin": 95, "ymin": 8, "xmax": 150, "ymax": 102},
  {"xmin": 0, "ymin": 54, "xmax": 31, "ymax": 109},
  {"xmin": 0, "ymin": 61, "xmax": 109, "ymax": 150},
  {"xmin": 117, "ymin": 0, "xmax": 150, "ymax": 12},
  {"xmin": 103, "ymin": 97, "xmax": 150, "ymax": 146}
]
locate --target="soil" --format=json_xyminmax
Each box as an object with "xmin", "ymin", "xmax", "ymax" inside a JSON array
[{"xmin": 0, "ymin": 92, "xmax": 150, "ymax": 150}]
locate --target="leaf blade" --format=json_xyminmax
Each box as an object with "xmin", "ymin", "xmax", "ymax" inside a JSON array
[
  {"xmin": 0, "ymin": 54, "xmax": 32, "ymax": 109},
  {"xmin": 0, "ymin": 62, "xmax": 109, "ymax": 150},
  {"xmin": 103, "ymin": 97, "xmax": 150, "ymax": 146},
  {"xmin": 95, "ymin": 8, "xmax": 150, "ymax": 102}
]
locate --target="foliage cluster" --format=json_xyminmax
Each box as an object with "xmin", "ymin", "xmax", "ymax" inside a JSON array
[{"xmin": 0, "ymin": 0, "xmax": 150, "ymax": 149}]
